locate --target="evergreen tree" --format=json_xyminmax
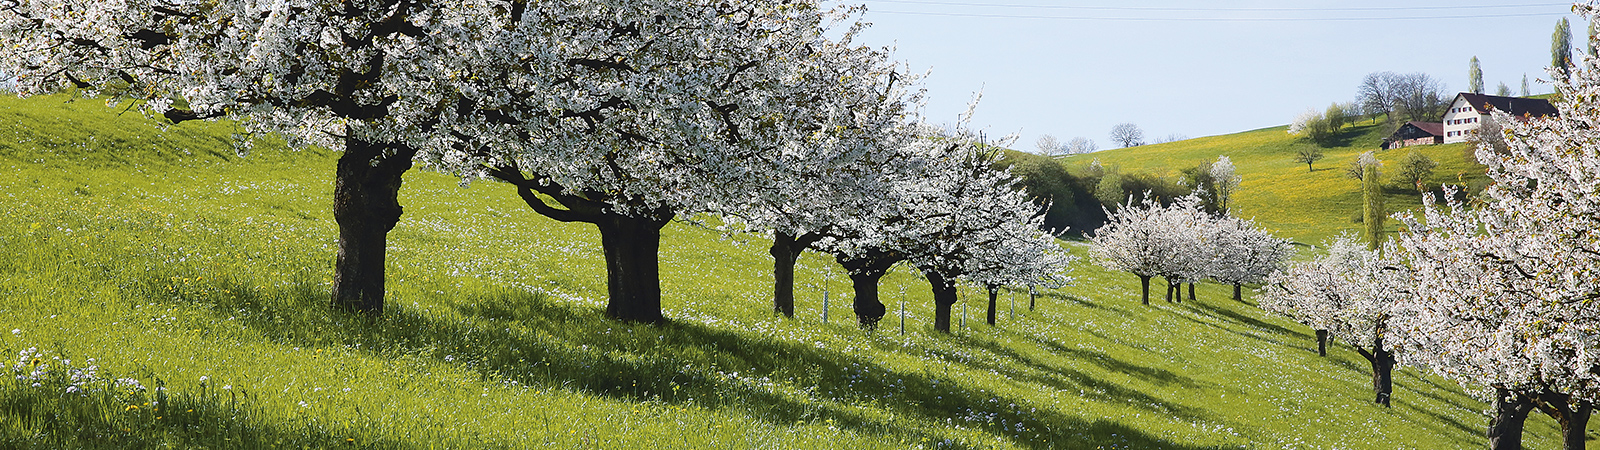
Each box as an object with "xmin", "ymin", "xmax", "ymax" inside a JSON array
[
  {"xmin": 1359, "ymin": 152, "xmax": 1385, "ymax": 250},
  {"xmin": 1590, "ymin": 19, "xmax": 1599, "ymax": 60},
  {"xmin": 1555, "ymin": 18, "xmax": 1574, "ymax": 79},
  {"xmin": 1469, "ymin": 56, "xmax": 1484, "ymax": 94}
]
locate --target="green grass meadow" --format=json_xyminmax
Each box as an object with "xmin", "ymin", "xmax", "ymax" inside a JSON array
[
  {"xmin": 1062, "ymin": 119, "xmax": 1487, "ymax": 246},
  {"xmin": 0, "ymin": 95, "xmax": 1571, "ymax": 448}
]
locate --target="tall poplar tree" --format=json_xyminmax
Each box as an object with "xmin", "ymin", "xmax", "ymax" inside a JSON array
[
  {"xmin": 1358, "ymin": 152, "xmax": 1384, "ymax": 250},
  {"xmin": 1589, "ymin": 19, "xmax": 1599, "ymax": 60},
  {"xmin": 1469, "ymin": 56, "xmax": 1485, "ymax": 94},
  {"xmin": 1555, "ymin": 18, "xmax": 1574, "ymax": 79}
]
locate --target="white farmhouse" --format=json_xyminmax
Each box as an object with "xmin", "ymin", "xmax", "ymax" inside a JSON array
[{"xmin": 1440, "ymin": 92, "xmax": 1557, "ymax": 144}]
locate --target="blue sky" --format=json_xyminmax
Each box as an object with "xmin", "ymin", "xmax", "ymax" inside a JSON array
[{"xmin": 848, "ymin": 1, "xmax": 1580, "ymax": 151}]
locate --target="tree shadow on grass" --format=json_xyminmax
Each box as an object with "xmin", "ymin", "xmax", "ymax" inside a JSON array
[
  {"xmin": 1162, "ymin": 308, "xmax": 1299, "ymax": 350},
  {"xmin": 0, "ymin": 375, "xmax": 418, "ymax": 449},
  {"xmin": 1031, "ymin": 291, "xmax": 1107, "ymax": 311},
  {"xmin": 902, "ymin": 333, "xmax": 1211, "ymax": 424},
  {"xmin": 1393, "ymin": 369, "xmax": 1480, "ymax": 418},
  {"xmin": 146, "ymin": 276, "xmax": 1230, "ymax": 450},
  {"xmin": 1173, "ymin": 299, "xmax": 1302, "ymax": 339},
  {"xmin": 1019, "ymin": 336, "xmax": 1209, "ymax": 392},
  {"xmin": 1391, "ymin": 396, "xmax": 1482, "ymax": 440}
]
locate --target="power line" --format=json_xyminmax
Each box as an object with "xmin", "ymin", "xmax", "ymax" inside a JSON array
[
  {"xmin": 865, "ymin": 9, "xmax": 1570, "ymax": 22},
  {"xmin": 857, "ymin": 0, "xmax": 1572, "ymax": 13}
]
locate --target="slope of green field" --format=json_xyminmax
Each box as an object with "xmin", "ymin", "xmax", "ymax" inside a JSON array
[
  {"xmin": 1062, "ymin": 120, "xmax": 1488, "ymax": 246},
  {"xmin": 0, "ymin": 95, "xmax": 1566, "ymax": 448}
]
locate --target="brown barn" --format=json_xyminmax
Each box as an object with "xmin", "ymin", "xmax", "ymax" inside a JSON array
[{"xmin": 1382, "ymin": 121, "xmax": 1444, "ymax": 150}]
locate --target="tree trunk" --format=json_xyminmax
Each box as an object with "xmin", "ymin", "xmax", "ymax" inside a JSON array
[
  {"xmin": 1233, "ymin": 283, "xmax": 1242, "ymax": 301},
  {"xmin": 1139, "ymin": 275, "xmax": 1151, "ymax": 305},
  {"xmin": 1315, "ymin": 329, "xmax": 1328, "ymax": 357},
  {"xmin": 330, "ymin": 139, "xmax": 416, "ymax": 316},
  {"xmin": 1354, "ymin": 335, "xmax": 1394, "ymax": 407},
  {"xmin": 848, "ymin": 270, "xmax": 887, "ymax": 329},
  {"xmin": 1560, "ymin": 399, "xmax": 1593, "ymax": 450},
  {"xmin": 1489, "ymin": 388, "xmax": 1535, "ymax": 450},
  {"xmin": 769, "ymin": 231, "xmax": 807, "ymax": 318},
  {"xmin": 1165, "ymin": 277, "xmax": 1176, "ymax": 303},
  {"xmin": 1372, "ymin": 340, "xmax": 1393, "ymax": 407},
  {"xmin": 836, "ymin": 249, "xmax": 899, "ymax": 329},
  {"xmin": 986, "ymin": 285, "xmax": 999, "ymax": 326},
  {"xmin": 595, "ymin": 214, "xmax": 670, "ymax": 324},
  {"xmin": 925, "ymin": 269, "xmax": 958, "ymax": 333},
  {"xmin": 1029, "ymin": 285, "xmax": 1037, "ymax": 311},
  {"xmin": 1531, "ymin": 391, "xmax": 1595, "ymax": 450},
  {"xmin": 1188, "ymin": 283, "xmax": 1196, "ymax": 302}
]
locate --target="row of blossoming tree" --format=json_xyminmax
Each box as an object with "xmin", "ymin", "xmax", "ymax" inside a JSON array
[
  {"xmin": 0, "ymin": 0, "xmax": 1071, "ymax": 332},
  {"xmin": 1089, "ymin": 187, "xmax": 1294, "ymax": 306},
  {"xmin": 1255, "ymin": 3, "xmax": 1600, "ymax": 446}
]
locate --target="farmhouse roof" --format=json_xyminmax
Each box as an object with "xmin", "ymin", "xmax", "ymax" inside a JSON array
[
  {"xmin": 1455, "ymin": 93, "xmax": 1558, "ymax": 119},
  {"xmin": 1405, "ymin": 121, "xmax": 1444, "ymax": 137}
]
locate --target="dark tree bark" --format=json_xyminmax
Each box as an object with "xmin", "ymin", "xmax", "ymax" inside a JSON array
[
  {"xmin": 1315, "ymin": 329, "xmax": 1329, "ymax": 357},
  {"xmin": 596, "ymin": 213, "xmax": 671, "ymax": 323},
  {"xmin": 1233, "ymin": 283, "xmax": 1243, "ymax": 301},
  {"xmin": 1187, "ymin": 283, "xmax": 1196, "ymax": 302},
  {"xmin": 1165, "ymin": 277, "xmax": 1177, "ymax": 303},
  {"xmin": 986, "ymin": 284, "xmax": 999, "ymax": 326},
  {"xmin": 1028, "ymin": 285, "xmax": 1037, "ymax": 311},
  {"xmin": 1139, "ymin": 275, "xmax": 1151, "ymax": 305},
  {"xmin": 1531, "ymin": 391, "xmax": 1595, "ymax": 450},
  {"xmin": 770, "ymin": 231, "xmax": 823, "ymax": 318},
  {"xmin": 330, "ymin": 139, "xmax": 417, "ymax": 315},
  {"xmin": 924, "ymin": 269, "xmax": 958, "ymax": 333},
  {"xmin": 490, "ymin": 164, "xmax": 671, "ymax": 324},
  {"xmin": 1489, "ymin": 388, "xmax": 1536, "ymax": 450},
  {"xmin": 1354, "ymin": 335, "xmax": 1394, "ymax": 407},
  {"xmin": 836, "ymin": 249, "xmax": 900, "ymax": 329}
]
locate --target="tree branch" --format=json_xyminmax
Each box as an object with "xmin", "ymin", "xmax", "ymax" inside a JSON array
[{"xmin": 485, "ymin": 163, "xmax": 606, "ymax": 223}]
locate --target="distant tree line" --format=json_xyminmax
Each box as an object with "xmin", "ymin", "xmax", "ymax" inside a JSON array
[{"xmin": 998, "ymin": 151, "xmax": 1236, "ymax": 237}]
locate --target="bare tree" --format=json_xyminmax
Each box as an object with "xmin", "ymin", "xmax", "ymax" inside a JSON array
[
  {"xmin": 1035, "ymin": 134, "xmax": 1064, "ymax": 156},
  {"xmin": 1523, "ymin": 74, "xmax": 1532, "ymax": 96},
  {"xmin": 1358, "ymin": 71, "xmax": 1399, "ymax": 118},
  {"xmin": 1109, "ymin": 123, "xmax": 1145, "ymax": 148},
  {"xmin": 1358, "ymin": 71, "xmax": 1448, "ymax": 122},
  {"xmin": 1067, "ymin": 136, "xmax": 1098, "ymax": 154},
  {"xmin": 1392, "ymin": 72, "xmax": 1448, "ymax": 122},
  {"xmin": 1295, "ymin": 147, "xmax": 1324, "ymax": 173},
  {"xmin": 1154, "ymin": 133, "xmax": 1188, "ymax": 144}
]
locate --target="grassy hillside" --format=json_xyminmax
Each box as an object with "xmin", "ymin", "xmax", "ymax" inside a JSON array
[
  {"xmin": 0, "ymin": 95, "xmax": 1568, "ymax": 448},
  {"xmin": 1062, "ymin": 119, "xmax": 1488, "ymax": 246}
]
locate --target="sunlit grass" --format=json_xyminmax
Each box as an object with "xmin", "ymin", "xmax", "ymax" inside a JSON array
[
  {"xmin": 0, "ymin": 94, "xmax": 1566, "ymax": 448},
  {"xmin": 1063, "ymin": 119, "xmax": 1487, "ymax": 246}
]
